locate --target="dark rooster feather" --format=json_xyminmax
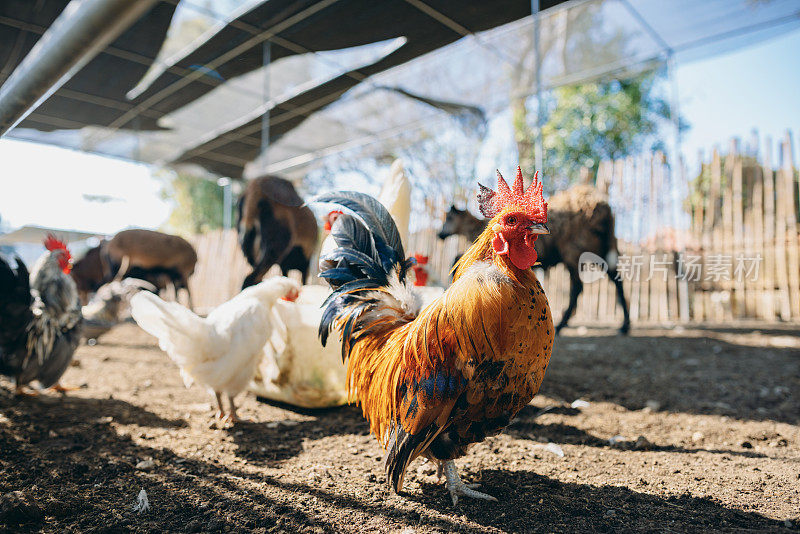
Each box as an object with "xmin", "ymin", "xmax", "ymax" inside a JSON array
[
  {"xmin": 316, "ymin": 191, "xmax": 415, "ymax": 349},
  {"xmin": 0, "ymin": 249, "xmax": 83, "ymax": 389},
  {"xmin": 0, "ymin": 257, "xmax": 34, "ymax": 375}
]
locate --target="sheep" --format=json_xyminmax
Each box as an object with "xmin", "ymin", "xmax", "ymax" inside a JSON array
[
  {"xmin": 438, "ymin": 184, "xmax": 630, "ymax": 334},
  {"xmin": 105, "ymin": 229, "xmax": 197, "ymax": 309},
  {"xmin": 237, "ymin": 175, "xmax": 318, "ymax": 289},
  {"xmin": 71, "ymin": 230, "xmax": 197, "ymax": 309}
]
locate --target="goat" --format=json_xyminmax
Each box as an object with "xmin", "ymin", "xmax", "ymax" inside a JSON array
[
  {"xmin": 237, "ymin": 175, "xmax": 318, "ymax": 289},
  {"xmin": 438, "ymin": 185, "xmax": 630, "ymax": 334}
]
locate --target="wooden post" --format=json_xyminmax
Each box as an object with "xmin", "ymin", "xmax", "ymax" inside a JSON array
[
  {"xmin": 752, "ymin": 161, "xmax": 765, "ymax": 319},
  {"xmin": 773, "ymin": 136, "xmax": 791, "ymax": 320},
  {"xmin": 722, "ymin": 140, "xmax": 736, "ymax": 318},
  {"xmin": 762, "ymin": 137, "xmax": 776, "ymax": 320},
  {"xmin": 781, "ymin": 132, "xmax": 800, "ymax": 319},
  {"xmin": 732, "ymin": 142, "xmax": 745, "ymax": 317}
]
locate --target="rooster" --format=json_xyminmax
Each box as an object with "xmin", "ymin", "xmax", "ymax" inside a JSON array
[
  {"xmin": 317, "ymin": 167, "xmax": 553, "ymax": 504},
  {"xmin": 130, "ymin": 276, "xmax": 300, "ymax": 423},
  {"xmin": 0, "ymin": 236, "xmax": 83, "ymax": 396}
]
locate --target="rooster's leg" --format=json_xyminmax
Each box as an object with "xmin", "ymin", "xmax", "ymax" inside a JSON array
[{"xmin": 441, "ymin": 460, "xmax": 497, "ymax": 505}]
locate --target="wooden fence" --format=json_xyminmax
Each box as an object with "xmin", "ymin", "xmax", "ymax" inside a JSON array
[
  {"xmin": 680, "ymin": 134, "xmax": 800, "ymax": 322},
  {"xmin": 186, "ymin": 230, "xmax": 250, "ymax": 312},
  {"xmin": 187, "ymin": 131, "xmax": 799, "ymax": 324}
]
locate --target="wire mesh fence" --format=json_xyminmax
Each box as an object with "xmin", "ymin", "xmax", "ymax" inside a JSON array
[{"xmin": 186, "ymin": 131, "xmax": 799, "ymax": 324}]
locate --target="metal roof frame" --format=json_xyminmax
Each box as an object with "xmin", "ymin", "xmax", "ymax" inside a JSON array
[{"xmin": 0, "ymin": 0, "xmax": 159, "ymax": 135}]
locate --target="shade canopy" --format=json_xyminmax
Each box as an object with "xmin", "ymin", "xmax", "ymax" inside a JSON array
[
  {"xmin": 2, "ymin": 0, "xmax": 798, "ymax": 179},
  {"xmin": 0, "ymin": 225, "xmax": 106, "ymax": 245}
]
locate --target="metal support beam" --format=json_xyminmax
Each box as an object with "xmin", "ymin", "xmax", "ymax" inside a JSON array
[
  {"xmin": 666, "ymin": 52, "xmax": 690, "ymax": 323},
  {"xmin": 0, "ymin": 0, "xmax": 158, "ymax": 136},
  {"xmin": 532, "ymin": 0, "xmax": 545, "ymax": 174}
]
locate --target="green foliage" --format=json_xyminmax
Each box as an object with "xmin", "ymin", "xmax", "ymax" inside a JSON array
[
  {"xmin": 158, "ymin": 171, "xmax": 225, "ymax": 235},
  {"xmin": 516, "ymin": 71, "xmax": 684, "ymax": 188}
]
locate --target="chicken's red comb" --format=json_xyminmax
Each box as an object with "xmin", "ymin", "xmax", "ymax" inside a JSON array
[
  {"xmin": 44, "ymin": 234, "xmax": 68, "ymax": 252},
  {"xmin": 324, "ymin": 210, "xmax": 344, "ymax": 231},
  {"xmin": 477, "ymin": 166, "xmax": 547, "ymax": 222}
]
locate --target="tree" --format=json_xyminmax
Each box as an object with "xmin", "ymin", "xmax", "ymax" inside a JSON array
[
  {"xmin": 507, "ymin": 2, "xmax": 687, "ymax": 190},
  {"xmin": 515, "ymin": 70, "xmax": 683, "ymax": 191},
  {"xmin": 547, "ymin": 73, "xmax": 675, "ymax": 178},
  {"xmin": 158, "ymin": 171, "xmax": 227, "ymax": 235},
  {"xmin": 307, "ymin": 121, "xmax": 485, "ymax": 229}
]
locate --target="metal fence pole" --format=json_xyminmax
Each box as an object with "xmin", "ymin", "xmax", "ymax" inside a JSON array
[{"xmin": 531, "ymin": 0, "xmax": 545, "ymax": 174}]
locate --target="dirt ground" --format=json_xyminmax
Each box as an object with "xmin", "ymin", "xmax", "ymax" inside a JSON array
[{"xmin": 1, "ymin": 322, "xmax": 799, "ymax": 533}]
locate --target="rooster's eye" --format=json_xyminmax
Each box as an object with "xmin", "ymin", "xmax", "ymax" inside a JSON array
[{"xmin": 506, "ymin": 216, "xmax": 517, "ymax": 225}]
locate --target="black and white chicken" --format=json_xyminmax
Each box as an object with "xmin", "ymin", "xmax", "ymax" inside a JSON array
[{"xmin": 0, "ymin": 236, "xmax": 83, "ymax": 395}]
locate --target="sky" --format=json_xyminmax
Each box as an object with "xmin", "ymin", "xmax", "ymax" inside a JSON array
[
  {"xmin": 0, "ymin": 27, "xmax": 798, "ymax": 235},
  {"xmin": 676, "ymin": 29, "xmax": 800, "ymax": 174},
  {"xmin": 0, "ymin": 140, "xmax": 170, "ymax": 234}
]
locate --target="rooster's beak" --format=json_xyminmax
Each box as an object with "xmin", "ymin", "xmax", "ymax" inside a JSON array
[{"xmin": 528, "ymin": 223, "xmax": 549, "ymax": 235}]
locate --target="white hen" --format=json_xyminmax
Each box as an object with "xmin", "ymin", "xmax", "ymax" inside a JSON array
[
  {"xmin": 378, "ymin": 158, "xmax": 412, "ymax": 248},
  {"xmin": 250, "ymin": 284, "xmax": 444, "ymax": 408},
  {"xmin": 130, "ymin": 276, "xmax": 300, "ymax": 422}
]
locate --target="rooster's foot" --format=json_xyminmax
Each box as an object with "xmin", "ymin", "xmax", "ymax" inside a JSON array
[{"xmin": 442, "ymin": 460, "xmax": 497, "ymax": 505}]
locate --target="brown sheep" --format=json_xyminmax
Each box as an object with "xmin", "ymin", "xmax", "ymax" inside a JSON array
[
  {"xmin": 70, "ymin": 243, "xmax": 108, "ymax": 304},
  {"xmin": 237, "ymin": 175, "xmax": 318, "ymax": 289},
  {"xmin": 105, "ymin": 229, "xmax": 197, "ymax": 310},
  {"xmin": 71, "ymin": 241, "xmax": 191, "ymax": 306},
  {"xmin": 439, "ymin": 184, "xmax": 630, "ymax": 334}
]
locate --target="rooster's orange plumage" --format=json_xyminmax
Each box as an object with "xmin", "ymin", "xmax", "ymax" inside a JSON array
[{"xmin": 317, "ymin": 167, "xmax": 554, "ymax": 504}]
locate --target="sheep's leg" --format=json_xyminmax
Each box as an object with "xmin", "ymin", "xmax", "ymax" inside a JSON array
[
  {"xmin": 608, "ymin": 268, "xmax": 630, "ymax": 334},
  {"xmin": 184, "ymin": 284, "xmax": 195, "ymax": 312},
  {"xmin": 242, "ymin": 257, "xmax": 273, "ymax": 289},
  {"xmin": 555, "ymin": 267, "xmax": 583, "ymax": 334},
  {"xmin": 113, "ymin": 255, "xmax": 130, "ymax": 281},
  {"xmin": 166, "ymin": 280, "xmax": 177, "ymax": 302},
  {"xmin": 298, "ymin": 258, "xmax": 310, "ymax": 286},
  {"xmin": 242, "ymin": 269, "xmax": 266, "ymax": 289}
]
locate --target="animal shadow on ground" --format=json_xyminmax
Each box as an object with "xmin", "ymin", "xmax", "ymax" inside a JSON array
[
  {"xmin": 412, "ymin": 469, "xmax": 793, "ymax": 532},
  {"xmin": 0, "ymin": 397, "xmax": 327, "ymax": 532},
  {"xmin": 508, "ymin": 405, "xmax": 769, "ymax": 460},
  {"xmin": 542, "ymin": 331, "xmax": 800, "ymax": 424},
  {"xmin": 0, "ymin": 392, "xmax": 186, "ymax": 429},
  {"xmin": 227, "ymin": 403, "xmax": 368, "ymax": 466}
]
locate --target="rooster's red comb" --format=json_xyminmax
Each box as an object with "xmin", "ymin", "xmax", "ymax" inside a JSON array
[
  {"xmin": 477, "ymin": 166, "xmax": 547, "ymax": 222},
  {"xmin": 44, "ymin": 234, "xmax": 68, "ymax": 252}
]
